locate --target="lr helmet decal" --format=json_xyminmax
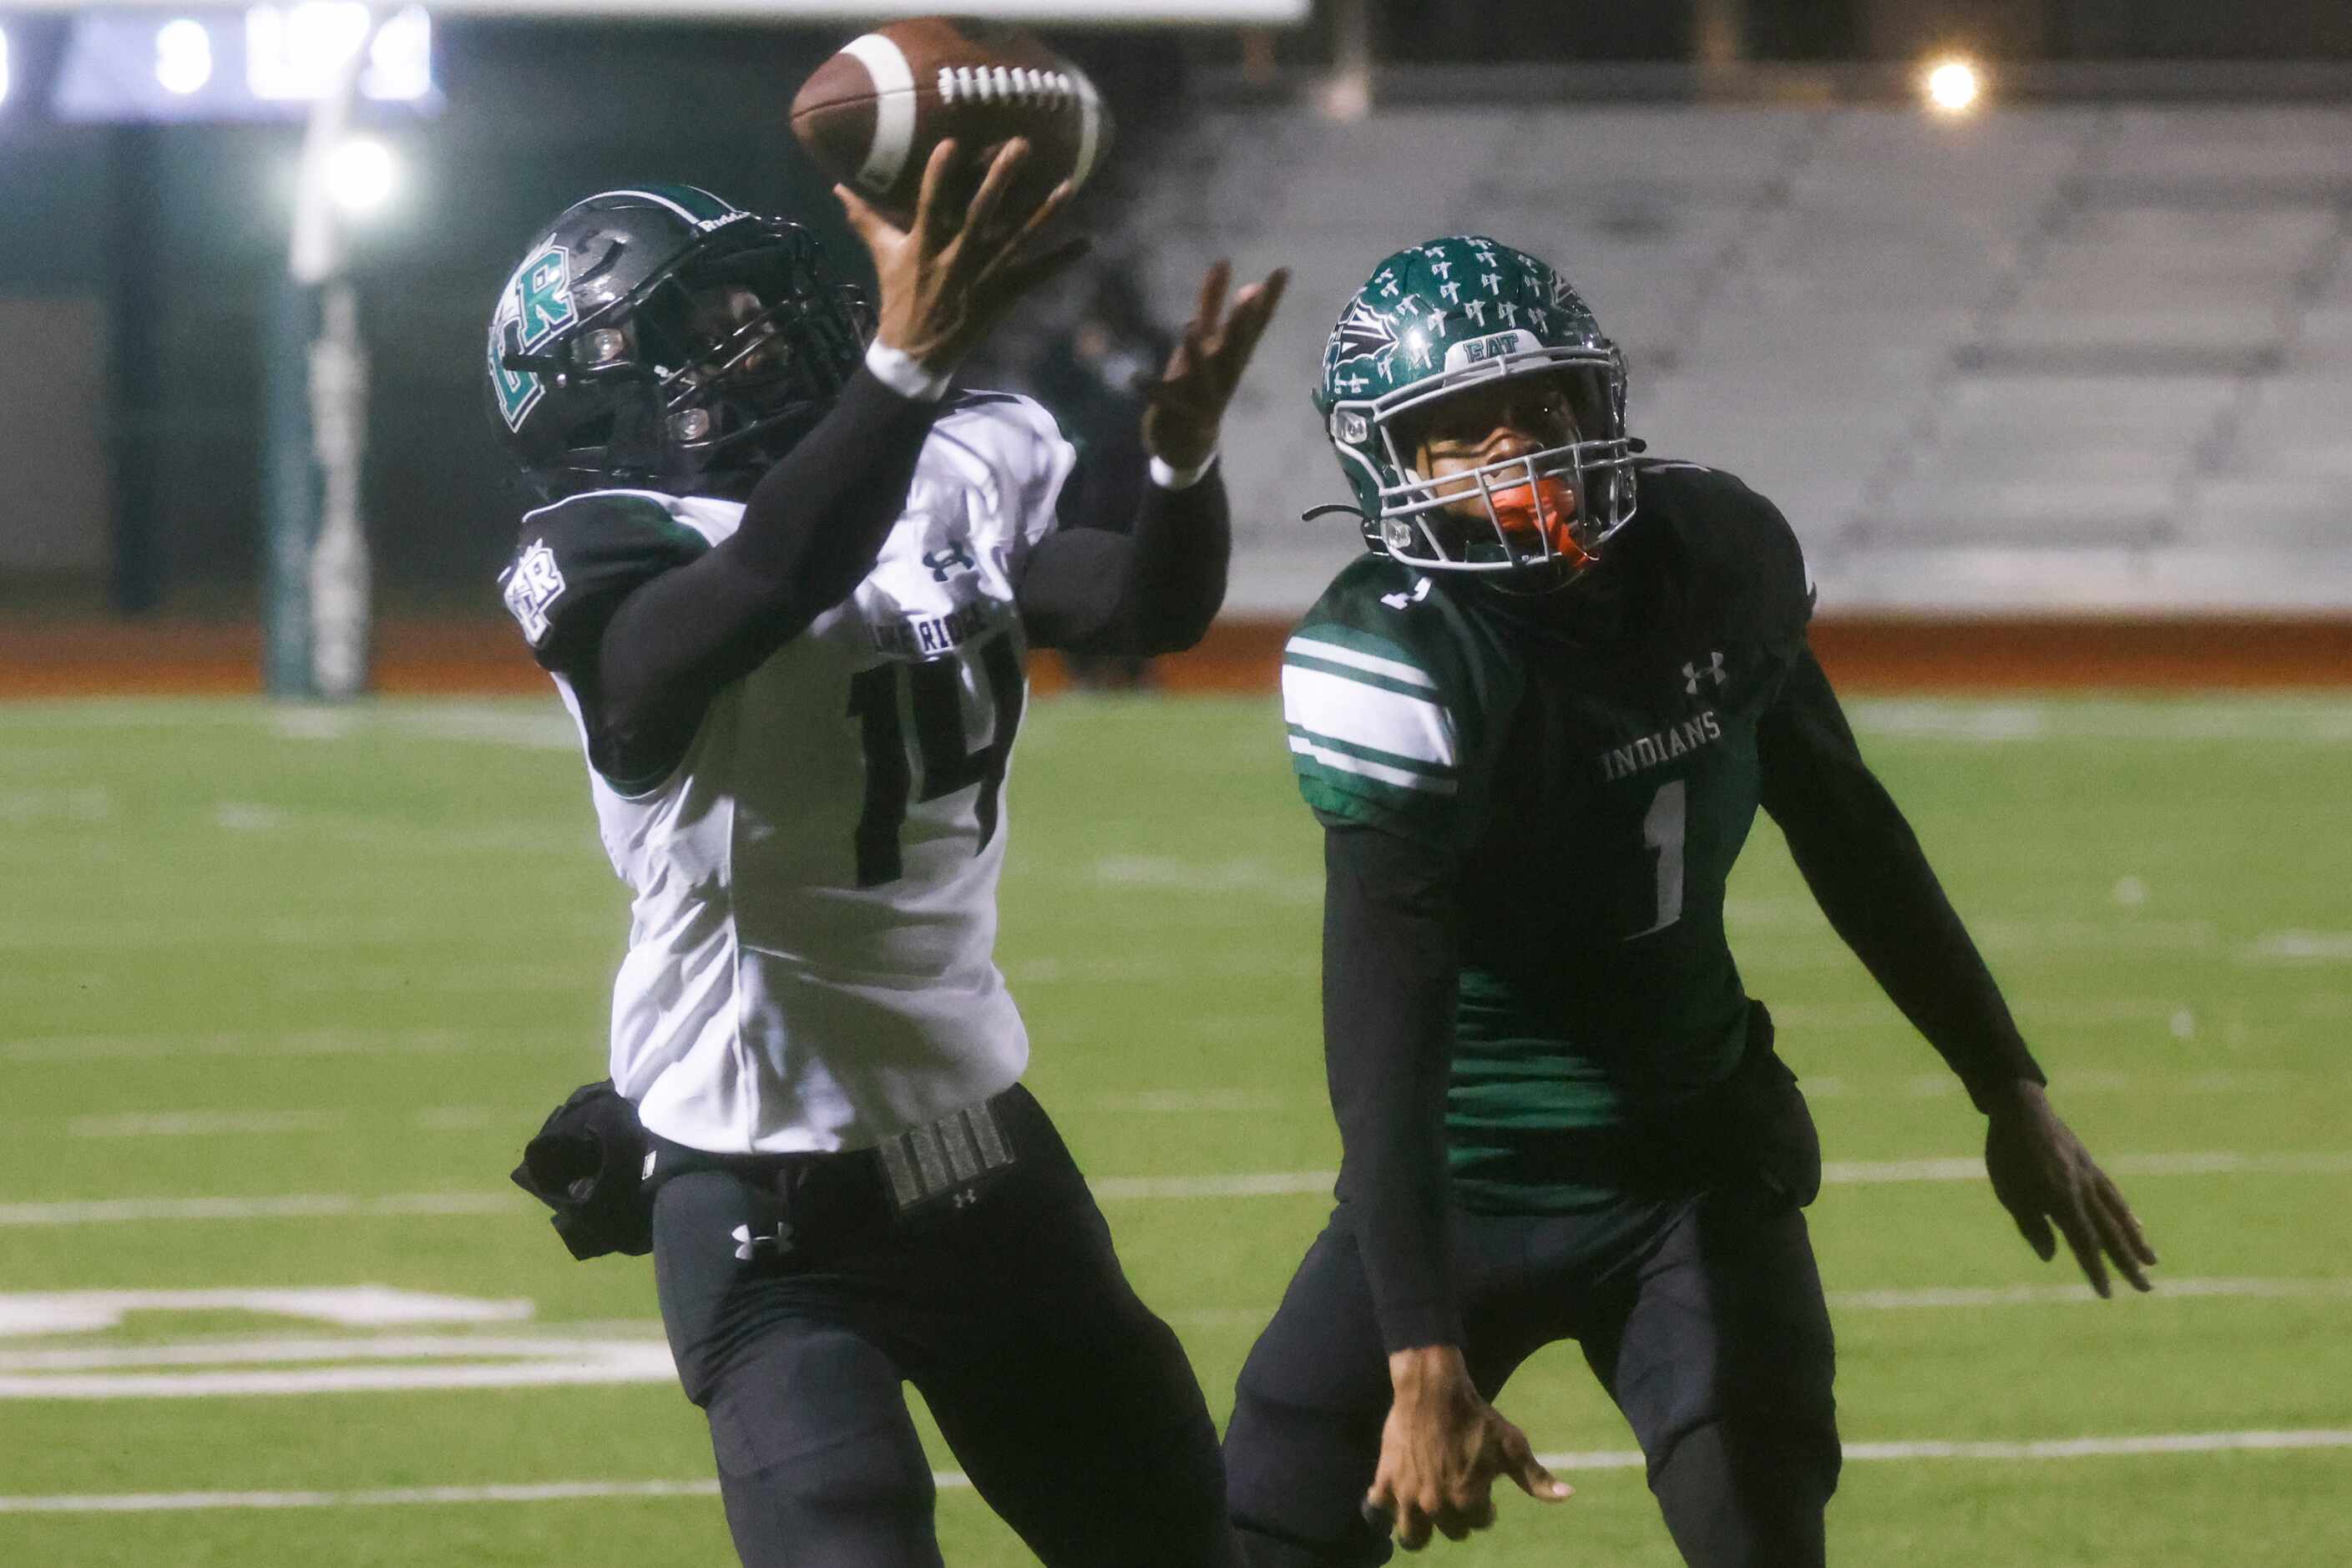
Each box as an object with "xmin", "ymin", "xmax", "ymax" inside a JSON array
[
  {"xmin": 488, "ymin": 324, "xmax": 540, "ymax": 431},
  {"xmin": 515, "ymin": 247, "xmax": 576, "ymax": 346},
  {"xmin": 488, "ymin": 243, "xmax": 575, "ymax": 432}
]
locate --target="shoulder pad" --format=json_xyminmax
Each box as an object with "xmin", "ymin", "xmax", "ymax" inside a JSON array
[
  {"xmin": 938, "ymin": 389, "xmax": 1076, "ymax": 551},
  {"xmin": 501, "ymin": 491, "xmax": 710, "ymax": 670},
  {"xmin": 1633, "ymin": 460, "xmax": 1812, "ymax": 649},
  {"xmin": 1283, "ymin": 556, "xmax": 1502, "ymax": 846}
]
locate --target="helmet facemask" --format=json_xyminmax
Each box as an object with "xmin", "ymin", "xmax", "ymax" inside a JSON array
[
  {"xmin": 629, "ymin": 230, "xmax": 868, "ymax": 481},
  {"xmin": 1347, "ymin": 348, "xmax": 1638, "ymax": 583}
]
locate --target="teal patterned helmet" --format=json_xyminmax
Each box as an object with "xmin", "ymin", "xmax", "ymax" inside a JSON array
[{"xmin": 1313, "ymin": 236, "xmax": 1638, "ymax": 576}]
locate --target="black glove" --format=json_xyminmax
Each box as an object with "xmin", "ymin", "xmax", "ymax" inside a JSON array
[{"xmin": 509, "ymin": 1080, "xmax": 655, "ymax": 1260}]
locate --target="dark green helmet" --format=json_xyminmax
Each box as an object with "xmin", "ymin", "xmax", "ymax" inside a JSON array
[
  {"xmin": 487, "ymin": 185, "xmax": 868, "ymax": 500},
  {"xmin": 1313, "ymin": 235, "xmax": 1638, "ymax": 576}
]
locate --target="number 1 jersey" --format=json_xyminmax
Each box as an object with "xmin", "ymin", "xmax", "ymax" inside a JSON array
[
  {"xmin": 498, "ymin": 392, "xmax": 1075, "ymax": 1156},
  {"xmin": 1280, "ymin": 460, "xmax": 1816, "ymax": 1210}
]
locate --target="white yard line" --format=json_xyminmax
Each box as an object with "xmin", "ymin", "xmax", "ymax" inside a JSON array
[
  {"xmin": 1538, "ymin": 1429, "xmax": 2352, "ymax": 1469},
  {"xmin": 0, "ymin": 787, "xmax": 114, "ymax": 824},
  {"xmin": 1073, "ymin": 1070, "xmax": 2350, "ymax": 1107},
  {"xmin": 2, "ymin": 1029, "xmax": 575, "ymax": 1063},
  {"xmin": 1770, "ymin": 998, "xmax": 2195, "ymax": 1031},
  {"xmin": 1088, "ymin": 856, "xmax": 1320, "ymax": 902},
  {"xmin": 1821, "ymin": 1151, "xmax": 2352, "ymax": 1183},
  {"xmin": 1831, "ymin": 1429, "xmax": 2352, "ymax": 1462},
  {"xmin": 0, "ymin": 1194, "xmax": 523, "ymax": 1227},
  {"xmin": 0, "ymin": 1336, "xmax": 621, "ymax": 1371},
  {"xmin": 0, "ymin": 1287, "xmax": 534, "ymax": 1338},
  {"xmin": 2244, "ymin": 931, "xmax": 2352, "ymax": 963},
  {"xmin": 68, "ymin": 1110, "xmax": 347, "ymax": 1139},
  {"xmin": 210, "ymin": 802, "xmax": 584, "ymax": 857},
  {"xmin": 0, "ymin": 1479, "xmax": 726, "ymax": 1514},
  {"xmin": 1008, "ymin": 953, "xmax": 1318, "ymax": 984},
  {"xmin": 0, "ymin": 1346, "xmax": 679, "ymax": 1399},
  {"xmin": 1092, "ymin": 1171, "xmax": 1337, "ymax": 1200},
  {"xmin": 53, "ymin": 1107, "xmax": 508, "ymax": 1140},
  {"xmin": 1121, "ymin": 1151, "xmax": 2352, "ymax": 1197},
  {"xmin": 5, "ymin": 1274, "xmax": 2339, "ymax": 1391},
  {"xmin": 0, "ymin": 918, "xmax": 468, "ymax": 952},
  {"xmin": 387, "ymin": 707, "xmax": 579, "ymax": 751},
  {"xmin": 6, "ymin": 1429, "xmax": 2350, "ymax": 1513},
  {"xmin": 1170, "ymin": 1277, "xmax": 2352, "ymax": 1330},
  {"xmin": 1827, "ymin": 1277, "xmax": 2352, "ymax": 1310},
  {"xmin": 1080, "ymin": 1090, "xmax": 1297, "ymax": 1115},
  {"xmin": 1845, "ymin": 699, "xmax": 2352, "ymax": 745},
  {"xmin": 268, "ymin": 966, "xmax": 589, "ymax": 995},
  {"xmin": 12, "ymin": 1151, "xmax": 2352, "ymax": 1227}
]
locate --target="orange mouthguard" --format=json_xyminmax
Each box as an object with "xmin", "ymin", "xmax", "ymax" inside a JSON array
[{"xmin": 1491, "ymin": 476, "xmax": 1590, "ymax": 564}]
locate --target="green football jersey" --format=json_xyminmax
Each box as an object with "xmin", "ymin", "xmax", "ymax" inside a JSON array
[{"xmin": 1283, "ymin": 461, "xmax": 1815, "ymax": 1211}]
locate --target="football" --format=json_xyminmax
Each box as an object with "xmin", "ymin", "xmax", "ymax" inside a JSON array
[{"xmin": 790, "ymin": 16, "xmax": 1112, "ymax": 226}]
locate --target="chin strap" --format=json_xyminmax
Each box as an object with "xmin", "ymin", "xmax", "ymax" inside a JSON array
[{"xmin": 1302, "ymin": 502, "xmax": 1369, "ymax": 523}]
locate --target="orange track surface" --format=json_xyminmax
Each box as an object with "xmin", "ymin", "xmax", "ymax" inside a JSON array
[{"xmin": 3, "ymin": 615, "xmax": 2350, "ymax": 699}]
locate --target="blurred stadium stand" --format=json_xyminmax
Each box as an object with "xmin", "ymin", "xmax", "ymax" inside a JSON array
[
  {"xmin": 1, "ymin": 4, "xmax": 2347, "ymax": 694},
  {"xmin": 1131, "ymin": 101, "xmax": 2352, "ymax": 615}
]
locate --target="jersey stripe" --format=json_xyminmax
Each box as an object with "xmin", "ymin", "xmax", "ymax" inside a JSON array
[
  {"xmin": 1289, "ymin": 736, "xmax": 1459, "ymax": 795},
  {"xmin": 1283, "ymin": 723, "xmax": 1455, "ymax": 781},
  {"xmin": 1281, "ymin": 665, "xmax": 1457, "ymax": 770},
  {"xmin": 1282, "ymin": 634, "xmax": 1436, "ymax": 690},
  {"xmin": 1282, "ymin": 650, "xmax": 1433, "ymax": 703}
]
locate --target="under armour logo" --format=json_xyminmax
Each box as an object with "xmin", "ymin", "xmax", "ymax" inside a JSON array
[
  {"xmin": 950, "ymin": 1189, "xmax": 979, "ymax": 1211},
  {"xmin": 1380, "ymin": 577, "xmax": 1433, "ymax": 611},
  {"xmin": 1683, "ymin": 652, "xmax": 1727, "ymax": 695},
  {"xmin": 923, "ymin": 542, "xmax": 977, "ymax": 582},
  {"xmin": 731, "ymin": 1222, "xmax": 792, "ymax": 1262}
]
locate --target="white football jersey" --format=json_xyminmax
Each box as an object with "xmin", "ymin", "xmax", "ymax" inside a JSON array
[{"xmin": 510, "ymin": 393, "xmax": 1075, "ymax": 1155}]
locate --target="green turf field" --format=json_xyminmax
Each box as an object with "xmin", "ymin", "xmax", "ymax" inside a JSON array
[{"xmin": 3, "ymin": 692, "xmax": 2348, "ymax": 1566}]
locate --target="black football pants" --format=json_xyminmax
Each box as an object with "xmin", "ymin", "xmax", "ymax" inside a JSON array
[
  {"xmin": 650, "ymin": 1085, "xmax": 1233, "ymax": 1568},
  {"xmin": 1224, "ymin": 1073, "xmax": 1840, "ymax": 1568}
]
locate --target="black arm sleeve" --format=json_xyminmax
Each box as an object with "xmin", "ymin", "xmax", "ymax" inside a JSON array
[
  {"xmin": 581, "ymin": 368, "xmax": 942, "ymax": 783},
  {"xmin": 1012, "ymin": 466, "xmax": 1231, "ymax": 655},
  {"xmin": 1323, "ymin": 820, "xmax": 1466, "ymax": 1353},
  {"xmin": 1757, "ymin": 648, "xmax": 2046, "ymax": 1109}
]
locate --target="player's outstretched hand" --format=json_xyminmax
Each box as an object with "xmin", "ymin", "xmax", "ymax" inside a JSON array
[
  {"xmin": 1984, "ymin": 1080, "xmax": 2158, "ymax": 1297},
  {"xmin": 836, "ymin": 138, "xmax": 1089, "ymax": 377},
  {"xmin": 1363, "ymin": 1347, "xmax": 1571, "ymax": 1552},
  {"xmin": 1142, "ymin": 258, "xmax": 1291, "ymax": 473}
]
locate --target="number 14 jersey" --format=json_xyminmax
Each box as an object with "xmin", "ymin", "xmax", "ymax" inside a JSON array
[{"xmin": 499, "ymin": 392, "xmax": 1075, "ymax": 1156}]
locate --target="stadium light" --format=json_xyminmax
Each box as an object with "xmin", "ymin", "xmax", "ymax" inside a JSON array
[
  {"xmin": 1923, "ymin": 55, "xmax": 1983, "ymax": 116},
  {"xmin": 155, "ymin": 18, "xmax": 215, "ymax": 97},
  {"xmin": 247, "ymin": 3, "xmax": 433, "ymax": 104},
  {"xmin": 0, "ymin": 26, "xmax": 12, "ymax": 110},
  {"xmin": 325, "ymin": 134, "xmax": 398, "ymax": 215}
]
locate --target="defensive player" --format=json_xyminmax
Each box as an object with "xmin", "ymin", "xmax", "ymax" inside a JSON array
[
  {"xmin": 488, "ymin": 144, "xmax": 1284, "ymax": 1567},
  {"xmin": 1222, "ymin": 237, "xmax": 2157, "ymax": 1566}
]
